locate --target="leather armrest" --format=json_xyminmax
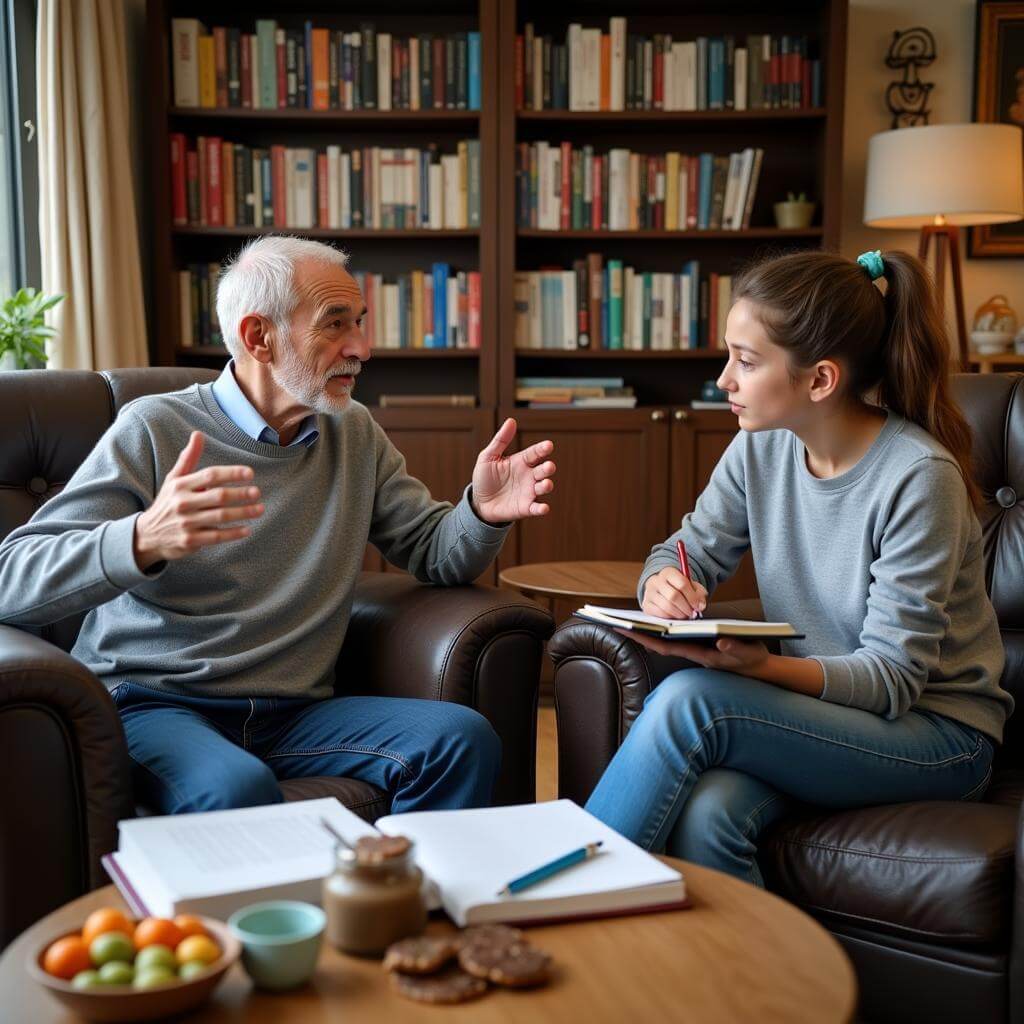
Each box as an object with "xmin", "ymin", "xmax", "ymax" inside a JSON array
[
  {"xmin": 0, "ymin": 625, "xmax": 133, "ymax": 946},
  {"xmin": 546, "ymin": 596, "xmax": 767, "ymax": 805},
  {"xmin": 1011, "ymin": 800, "xmax": 1024, "ymax": 1021},
  {"xmin": 336, "ymin": 573, "xmax": 554, "ymax": 805}
]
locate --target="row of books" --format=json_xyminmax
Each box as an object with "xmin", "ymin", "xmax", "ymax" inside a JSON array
[
  {"xmin": 518, "ymin": 20, "xmax": 821, "ymax": 112},
  {"xmin": 170, "ymin": 137, "xmax": 481, "ymax": 230},
  {"xmin": 513, "ymin": 258, "xmax": 732, "ymax": 351},
  {"xmin": 516, "ymin": 144, "xmax": 765, "ymax": 232},
  {"xmin": 171, "ymin": 19, "xmax": 481, "ymax": 112},
  {"xmin": 176, "ymin": 263, "xmax": 481, "ymax": 351},
  {"xmin": 351, "ymin": 268, "xmax": 481, "ymax": 350},
  {"xmin": 515, "ymin": 376, "xmax": 637, "ymax": 410}
]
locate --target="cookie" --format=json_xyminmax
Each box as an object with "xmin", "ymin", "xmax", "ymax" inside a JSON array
[
  {"xmin": 390, "ymin": 965, "xmax": 488, "ymax": 1004},
  {"xmin": 382, "ymin": 936, "xmax": 457, "ymax": 975},
  {"xmin": 455, "ymin": 924, "xmax": 524, "ymax": 951},
  {"xmin": 458, "ymin": 940, "xmax": 552, "ymax": 988}
]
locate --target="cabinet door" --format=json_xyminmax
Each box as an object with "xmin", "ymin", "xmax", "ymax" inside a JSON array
[
  {"xmin": 500, "ymin": 408, "xmax": 670, "ymax": 571},
  {"xmin": 670, "ymin": 409, "xmax": 758, "ymax": 601},
  {"xmin": 364, "ymin": 408, "xmax": 497, "ymax": 583}
]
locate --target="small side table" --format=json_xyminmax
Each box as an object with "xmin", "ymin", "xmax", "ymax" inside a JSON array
[{"xmin": 499, "ymin": 561, "xmax": 645, "ymax": 614}]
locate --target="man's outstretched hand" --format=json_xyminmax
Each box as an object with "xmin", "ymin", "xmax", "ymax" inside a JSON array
[
  {"xmin": 133, "ymin": 431, "xmax": 264, "ymax": 571},
  {"xmin": 471, "ymin": 418, "xmax": 555, "ymax": 524}
]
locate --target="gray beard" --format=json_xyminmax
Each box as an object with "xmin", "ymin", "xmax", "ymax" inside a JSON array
[{"xmin": 272, "ymin": 342, "xmax": 361, "ymax": 415}]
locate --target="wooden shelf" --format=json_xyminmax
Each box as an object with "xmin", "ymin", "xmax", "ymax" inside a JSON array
[
  {"xmin": 172, "ymin": 227, "xmax": 480, "ymax": 239},
  {"xmin": 517, "ymin": 227, "xmax": 823, "ymax": 240},
  {"xmin": 515, "ymin": 348, "xmax": 725, "ymax": 359},
  {"xmin": 172, "ymin": 106, "xmax": 479, "ymax": 121},
  {"xmin": 517, "ymin": 108, "xmax": 827, "ymax": 123},
  {"xmin": 178, "ymin": 347, "xmax": 480, "ymax": 359},
  {"xmin": 169, "ymin": 107, "xmax": 480, "ymax": 127},
  {"xmin": 967, "ymin": 353, "xmax": 1024, "ymax": 372}
]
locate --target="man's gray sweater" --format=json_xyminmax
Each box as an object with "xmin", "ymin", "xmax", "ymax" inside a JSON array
[
  {"xmin": 640, "ymin": 412, "xmax": 1012, "ymax": 743},
  {"xmin": 0, "ymin": 383, "xmax": 509, "ymax": 699}
]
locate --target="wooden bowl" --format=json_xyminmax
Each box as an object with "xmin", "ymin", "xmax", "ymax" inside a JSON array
[{"xmin": 27, "ymin": 916, "xmax": 240, "ymax": 1022}]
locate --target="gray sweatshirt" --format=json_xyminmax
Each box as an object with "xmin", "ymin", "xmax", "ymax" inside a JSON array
[
  {"xmin": 0, "ymin": 383, "xmax": 509, "ymax": 699},
  {"xmin": 640, "ymin": 412, "xmax": 1011, "ymax": 743}
]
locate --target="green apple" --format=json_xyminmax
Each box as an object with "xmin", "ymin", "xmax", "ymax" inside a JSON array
[
  {"xmin": 98, "ymin": 961, "xmax": 134, "ymax": 985},
  {"xmin": 71, "ymin": 969, "xmax": 103, "ymax": 990},
  {"xmin": 178, "ymin": 959, "xmax": 209, "ymax": 981},
  {"xmin": 133, "ymin": 966, "xmax": 176, "ymax": 990},
  {"xmin": 89, "ymin": 930, "xmax": 134, "ymax": 967},
  {"xmin": 134, "ymin": 944, "xmax": 176, "ymax": 973}
]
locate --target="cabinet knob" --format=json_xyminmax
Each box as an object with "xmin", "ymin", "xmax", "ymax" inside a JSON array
[
  {"xmin": 674, "ymin": 409, "xmax": 689, "ymax": 422},
  {"xmin": 650, "ymin": 409, "xmax": 666, "ymax": 422}
]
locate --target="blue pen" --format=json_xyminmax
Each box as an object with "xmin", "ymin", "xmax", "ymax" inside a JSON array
[{"xmin": 497, "ymin": 841, "xmax": 604, "ymax": 897}]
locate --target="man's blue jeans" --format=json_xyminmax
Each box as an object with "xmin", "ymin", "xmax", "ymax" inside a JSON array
[
  {"xmin": 584, "ymin": 668, "xmax": 994, "ymax": 887},
  {"xmin": 112, "ymin": 683, "xmax": 501, "ymax": 816}
]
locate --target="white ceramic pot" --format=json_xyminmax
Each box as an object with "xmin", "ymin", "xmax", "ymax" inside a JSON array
[{"xmin": 970, "ymin": 330, "xmax": 1013, "ymax": 355}]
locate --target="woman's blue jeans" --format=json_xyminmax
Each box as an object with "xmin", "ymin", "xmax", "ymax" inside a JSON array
[{"xmin": 584, "ymin": 667, "xmax": 994, "ymax": 887}]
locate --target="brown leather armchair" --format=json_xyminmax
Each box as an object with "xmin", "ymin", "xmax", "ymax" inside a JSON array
[
  {"xmin": 0, "ymin": 368, "xmax": 553, "ymax": 950},
  {"xmin": 549, "ymin": 373, "xmax": 1024, "ymax": 1024}
]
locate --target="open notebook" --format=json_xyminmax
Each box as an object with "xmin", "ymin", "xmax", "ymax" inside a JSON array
[
  {"xmin": 577, "ymin": 604, "xmax": 802, "ymax": 640},
  {"xmin": 103, "ymin": 798, "xmax": 686, "ymax": 927}
]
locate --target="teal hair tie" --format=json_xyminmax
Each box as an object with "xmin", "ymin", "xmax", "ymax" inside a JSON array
[{"xmin": 857, "ymin": 250, "xmax": 885, "ymax": 281}]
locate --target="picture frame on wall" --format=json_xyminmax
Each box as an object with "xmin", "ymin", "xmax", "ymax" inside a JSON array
[{"xmin": 972, "ymin": 1, "xmax": 1024, "ymax": 256}]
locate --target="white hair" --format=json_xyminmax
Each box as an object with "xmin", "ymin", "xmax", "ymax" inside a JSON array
[{"xmin": 215, "ymin": 235, "xmax": 349, "ymax": 359}]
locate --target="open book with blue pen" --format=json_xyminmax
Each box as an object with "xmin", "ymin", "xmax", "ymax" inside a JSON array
[{"xmin": 576, "ymin": 605, "xmax": 803, "ymax": 640}]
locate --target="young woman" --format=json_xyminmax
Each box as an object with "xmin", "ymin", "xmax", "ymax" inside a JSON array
[{"xmin": 584, "ymin": 249, "xmax": 1012, "ymax": 886}]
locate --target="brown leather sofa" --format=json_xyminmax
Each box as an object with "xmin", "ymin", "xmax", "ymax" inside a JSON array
[
  {"xmin": 549, "ymin": 373, "xmax": 1024, "ymax": 1024},
  {"xmin": 0, "ymin": 367, "xmax": 553, "ymax": 950}
]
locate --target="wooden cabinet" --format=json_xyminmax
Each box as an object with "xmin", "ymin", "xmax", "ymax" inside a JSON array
[
  {"xmin": 499, "ymin": 409, "xmax": 669, "ymax": 569},
  {"xmin": 498, "ymin": 406, "xmax": 756, "ymax": 621},
  {"xmin": 363, "ymin": 408, "xmax": 497, "ymax": 583}
]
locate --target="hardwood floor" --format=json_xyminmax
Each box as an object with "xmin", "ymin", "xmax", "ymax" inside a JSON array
[{"xmin": 536, "ymin": 705, "xmax": 557, "ymax": 803}]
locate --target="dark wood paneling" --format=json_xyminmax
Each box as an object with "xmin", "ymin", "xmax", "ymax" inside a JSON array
[{"xmin": 364, "ymin": 408, "xmax": 497, "ymax": 583}]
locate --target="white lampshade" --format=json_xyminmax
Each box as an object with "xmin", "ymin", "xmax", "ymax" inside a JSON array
[{"xmin": 863, "ymin": 123, "xmax": 1024, "ymax": 228}]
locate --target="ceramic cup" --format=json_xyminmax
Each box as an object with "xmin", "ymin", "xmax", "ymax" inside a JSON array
[{"xmin": 227, "ymin": 901, "xmax": 325, "ymax": 991}]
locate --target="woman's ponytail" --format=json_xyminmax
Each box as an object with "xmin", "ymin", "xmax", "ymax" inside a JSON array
[{"xmin": 876, "ymin": 252, "xmax": 982, "ymax": 512}]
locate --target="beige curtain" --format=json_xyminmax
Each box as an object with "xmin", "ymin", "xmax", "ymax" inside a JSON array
[{"xmin": 37, "ymin": 0, "xmax": 148, "ymax": 369}]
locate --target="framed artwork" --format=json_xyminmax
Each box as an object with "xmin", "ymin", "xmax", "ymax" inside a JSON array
[{"xmin": 972, "ymin": 2, "xmax": 1024, "ymax": 256}]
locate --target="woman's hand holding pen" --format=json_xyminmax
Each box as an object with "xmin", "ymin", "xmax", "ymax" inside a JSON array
[{"xmin": 641, "ymin": 567, "xmax": 708, "ymax": 621}]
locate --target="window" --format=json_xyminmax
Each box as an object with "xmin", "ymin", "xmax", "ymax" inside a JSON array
[{"xmin": 1, "ymin": 0, "xmax": 39, "ymax": 295}]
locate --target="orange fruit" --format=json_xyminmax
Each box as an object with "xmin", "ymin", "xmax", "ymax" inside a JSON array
[
  {"xmin": 175, "ymin": 934, "xmax": 220, "ymax": 966},
  {"xmin": 173, "ymin": 914, "xmax": 208, "ymax": 941},
  {"xmin": 81, "ymin": 907, "xmax": 134, "ymax": 947},
  {"xmin": 133, "ymin": 917, "xmax": 184, "ymax": 951},
  {"xmin": 43, "ymin": 935, "xmax": 92, "ymax": 980}
]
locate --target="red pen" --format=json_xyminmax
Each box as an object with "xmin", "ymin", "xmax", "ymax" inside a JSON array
[{"xmin": 676, "ymin": 539, "xmax": 702, "ymax": 619}]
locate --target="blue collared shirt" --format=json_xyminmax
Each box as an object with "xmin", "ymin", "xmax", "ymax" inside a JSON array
[{"xmin": 210, "ymin": 360, "xmax": 320, "ymax": 448}]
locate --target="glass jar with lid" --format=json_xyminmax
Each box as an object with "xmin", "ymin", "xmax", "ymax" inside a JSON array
[{"xmin": 322, "ymin": 834, "xmax": 427, "ymax": 956}]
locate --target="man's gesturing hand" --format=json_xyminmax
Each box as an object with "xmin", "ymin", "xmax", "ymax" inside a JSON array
[
  {"xmin": 133, "ymin": 432, "xmax": 264, "ymax": 571},
  {"xmin": 471, "ymin": 417, "xmax": 555, "ymax": 524}
]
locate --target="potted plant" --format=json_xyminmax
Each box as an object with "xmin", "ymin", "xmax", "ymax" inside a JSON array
[
  {"xmin": 773, "ymin": 191, "xmax": 816, "ymax": 230},
  {"xmin": 0, "ymin": 287, "xmax": 64, "ymax": 369}
]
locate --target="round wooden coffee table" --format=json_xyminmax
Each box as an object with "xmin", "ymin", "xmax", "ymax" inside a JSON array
[
  {"xmin": 2, "ymin": 858, "xmax": 856, "ymax": 1022},
  {"xmin": 499, "ymin": 560, "xmax": 645, "ymax": 610}
]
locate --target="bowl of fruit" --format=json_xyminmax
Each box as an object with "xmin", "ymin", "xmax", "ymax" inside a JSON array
[{"xmin": 28, "ymin": 907, "xmax": 240, "ymax": 1022}]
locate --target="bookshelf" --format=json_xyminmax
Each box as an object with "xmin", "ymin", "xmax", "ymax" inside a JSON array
[
  {"xmin": 146, "ymin": 0, "xmax": 499, "ymax": 412},
  {"xmin": 492, "ymin": 0, "xmax": 847, "ymax": 610},
  {"xmin": 146, "ymin": 0, "xmax": 848, "ymax": 598}
]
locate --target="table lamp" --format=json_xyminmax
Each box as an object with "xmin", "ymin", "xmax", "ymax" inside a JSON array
[{"xmin": 863, "ymin": 123, "xmax": 1024, "ymax": 369}]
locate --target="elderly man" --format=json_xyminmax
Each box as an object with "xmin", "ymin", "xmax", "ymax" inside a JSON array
[{"xmin": 0, "ymin": 236, "xmax": 556, "ymax": 815}]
